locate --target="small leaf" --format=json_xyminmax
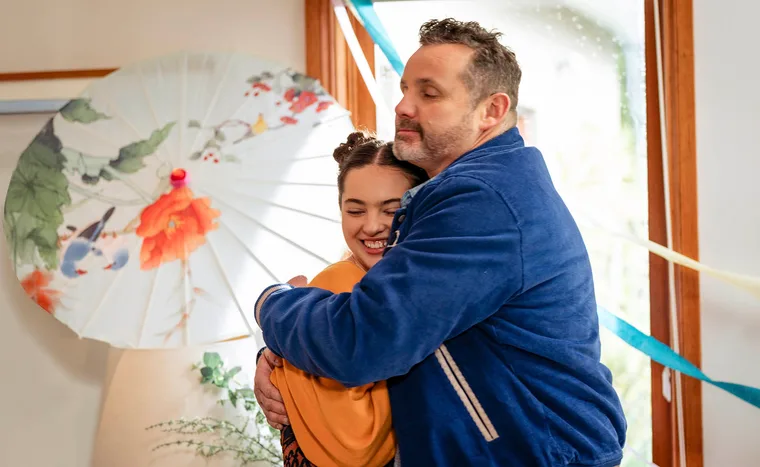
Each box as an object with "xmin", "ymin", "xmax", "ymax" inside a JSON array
[
  {"xmin": 222, "ymin": 154, "xmax": 241, "ymax": 163},
  {"xmin": 99, "ymin": 170, "xmax": 114, "ymax": 182},
  {"xmin": 229, "ymin": 389, "xmax": 238, "ymax": 407},
  {"xmin": 188, "ymin": 120, "xmax": 202, "ymax": 128},
  {"xmin": 200, "ymin": 366, "xmax": 214, "ymax": 379},
  {"xmin": 60, "ymin": 98, "xmax": 110, "ymax": 124},
  {"xmin": 227, "ymin": 366, "xmax": 242, "ymax": 379},
  {"xmin": 33, "ymin": 119, "xmax": 63, "ymax": 154},
  {"xmin": 110, "ymin": 122, "xmax": 176, "ymax": 173},
  {"xmin": 23, "ymin": 138, "xmax": 66, "ymax": 171},
  {"xmin": 203, "ymin": 352, "xmax": 222, "ymax": 369},
  {"xmin": 30, "ymin": 225, "xmax": 59, "ymax": 249},
  {"xmin": 37, "ymin": 245, "xmax": 58, "ymax": 270},
  {"xmin": 189, "ymin": 151, "xmax": 202, "ymax": 160},
  {"xmin": 214, "ymin": 130, "xmax": 226, "ymax": 142},
  {"xmin": 245, "ymin": 75, "xmax": 260, "ymax": 84},
  {"xmin": 237, "ymin": 388, "xmax": 255, "ymax": 398}
]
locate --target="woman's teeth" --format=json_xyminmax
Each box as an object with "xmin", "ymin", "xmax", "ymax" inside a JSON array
[{"xmin": 363, "ymin": 240, "xmax": 387, "ymax": 249}]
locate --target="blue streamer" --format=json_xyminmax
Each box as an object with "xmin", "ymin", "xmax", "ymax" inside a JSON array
[
  {"xmin": 355, "ymin": 0, "xmax": 760, "ymax": 411},
  {"xmin": 348, "ymin": 0, "xmax": 405, "ymax": 76},
  {"xmin": 598, "ymin": 306, "xmax": 760, "ymax": 409}
]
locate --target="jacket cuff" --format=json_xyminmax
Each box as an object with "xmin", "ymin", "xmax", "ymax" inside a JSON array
[
  {"xmin": 255, "ymin": 283, "xmax": 294, "ymax": 326},
  {"xmin": 256, "ymin": 346, "xmax": 267, "ymax": 364}
]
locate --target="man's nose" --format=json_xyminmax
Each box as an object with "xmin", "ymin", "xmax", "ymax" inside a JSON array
[{"xmin": 395, "ymin": 94, "xmax": 415, "ymax": 120}]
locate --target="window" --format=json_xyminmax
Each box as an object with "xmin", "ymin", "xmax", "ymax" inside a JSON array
[
  {"xmin": 304, "ymin": 0, "xmax": 701, "ymax": 464},
  {"xmin": 373, "ymin": 2, "xmax": 651, "ymax": 464}
]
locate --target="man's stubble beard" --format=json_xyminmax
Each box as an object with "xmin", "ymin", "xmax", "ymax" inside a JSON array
[{"xmin": 394, "ymin": 117, "xmax": 472, "ymax": 168}]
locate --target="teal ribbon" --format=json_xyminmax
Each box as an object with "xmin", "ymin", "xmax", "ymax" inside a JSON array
[
  {"xmin": 353, "ymin": 0, "xmax": 760, "ymax": 411},
  {"xmin": 598, "ymin": 306, "xmax": 760, "ymax": 409},
  {"xmin": 348, "ymin": 0, "xmax": 405, "ymax": 76}
]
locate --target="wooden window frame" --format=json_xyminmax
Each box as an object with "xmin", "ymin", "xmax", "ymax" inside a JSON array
[
  {"xmin": 307, "ymin": 0, "xmax": 702, "ymax": 466},
  {"xmin": 305, "ymin": 0, "xmax": 377, "ymax": 132},
  {"xmin": 646, "ymin": 0, "xmax": 702, "ymax": 466}
]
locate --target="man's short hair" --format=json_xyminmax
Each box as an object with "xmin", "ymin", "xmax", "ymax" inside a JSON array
[{"xmin": 418, "ymin": 18, "xmax": 522, "ymax": 112}]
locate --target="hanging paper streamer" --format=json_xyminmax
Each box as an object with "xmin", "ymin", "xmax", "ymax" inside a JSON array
[
  {"xmin": 347, "ymin": 0, "xmax": 405, "ymax": 76},
  {"xmin": 344, "ymin": 0, "xmax": 760, "ymax": 412},
  {"xmin": 332, "ymin": 0, "xmax": 395, "ymax": 125},
  {"xmin": 585, "ymin": 220, "xmax": 760, "ymax": 301},
  {"xmin": 598, "ymin": 306, "xmax": 760, "ymax": 409}
]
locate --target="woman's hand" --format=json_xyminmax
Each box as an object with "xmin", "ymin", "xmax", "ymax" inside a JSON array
[{"xmin": 254, "ymin": 348, "xmax": 289, "ymax": 429}]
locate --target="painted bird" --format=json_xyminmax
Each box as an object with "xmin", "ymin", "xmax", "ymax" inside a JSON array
[{"xmin": 60, "ymin": 207, "xmax": 129, "ymax": 278}]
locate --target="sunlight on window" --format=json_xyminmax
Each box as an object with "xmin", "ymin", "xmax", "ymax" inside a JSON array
[{"xmin": 373, "ymin": 1, "xmax": 651, "ymax": 464}]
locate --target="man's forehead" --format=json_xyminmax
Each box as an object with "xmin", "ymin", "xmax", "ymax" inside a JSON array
[{"xmin": 402, "ymin": 44, "xmax": 472, "ymax": 84}]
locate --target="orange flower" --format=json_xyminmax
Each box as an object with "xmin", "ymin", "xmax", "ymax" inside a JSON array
[
  {"xmin": 280, "ymin": 116, "xmax": 298, "ymax": 125},
  {"xmin": 21, "ymin": 270, "xmax": 60, "ymax": 314},
  {"xmin": 136, "ymin": 187, "xmax": 221, "ymax": 270}
]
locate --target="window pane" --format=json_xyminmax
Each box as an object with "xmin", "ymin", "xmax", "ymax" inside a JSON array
[{"xmin": 374, "ymin": 2, "xmax": 651, "ymax": 464}]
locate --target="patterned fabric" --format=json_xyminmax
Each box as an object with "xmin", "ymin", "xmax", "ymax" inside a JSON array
[{"xmin": 281, "ymin": 425, "xmax": 317, "ymax": 467}]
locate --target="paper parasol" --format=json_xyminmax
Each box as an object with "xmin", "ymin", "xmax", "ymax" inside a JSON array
[{"xmin": 3, "ymin": 51, "xmax": 352, "ymax": 348}]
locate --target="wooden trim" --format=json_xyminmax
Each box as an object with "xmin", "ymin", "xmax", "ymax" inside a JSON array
[
  {"xmin": 0, "ymin": 68, "xmax": 116, "ymax": 82},
  {"xmin": 646, "ymin": 0, "xmax": 702, "ymax": 465},
  {"xmin": 305, "ymin": 0, "xmax": 377, "ymax": 132}
]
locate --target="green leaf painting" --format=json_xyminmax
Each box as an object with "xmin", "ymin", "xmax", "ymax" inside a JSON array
[
  {"xmin": 72, "ymin": 121, "xmax": 177, "ymax": 185},
  {"xmin": 110, "ymin": 122, "xmax": 176, "ymax": 174},
  {"xmin": 4, "ymin": 108, "xmax": 177, "ymax": 273},
  {"xmin": 60, "ymin": 98, "xmax": 110, "ymax": 124},
  {"xmin": 3, "ymin": 119, "xmax": 71, "ymax": 270}
]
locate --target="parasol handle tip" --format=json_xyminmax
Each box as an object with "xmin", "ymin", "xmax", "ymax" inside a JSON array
[{"xmin": 170, "ymin": 168, "xmax": 189, "ymax": 188}]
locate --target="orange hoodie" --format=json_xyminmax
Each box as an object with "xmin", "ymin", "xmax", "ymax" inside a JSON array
[{"xmin": 270, "ymin": 260, "xmax": 395, "ymax": 467}]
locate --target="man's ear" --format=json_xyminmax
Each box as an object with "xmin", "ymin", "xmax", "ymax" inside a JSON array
[{"xmin": 479, "ymin": 93, "xmax": 511, "ymax": 131}]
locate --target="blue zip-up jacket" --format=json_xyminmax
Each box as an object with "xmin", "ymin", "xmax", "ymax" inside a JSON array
[{"xmin": 256, "ymin": 128, "xmax": 627, "ymax": 466}]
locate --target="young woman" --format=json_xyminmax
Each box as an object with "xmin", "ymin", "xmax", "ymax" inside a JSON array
[{"xmin": 270, "ymin": 130, "xmax": 428, "ymax": 467}]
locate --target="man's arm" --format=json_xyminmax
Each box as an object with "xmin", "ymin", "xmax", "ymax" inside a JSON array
[{"xmin": 256, "ymin": 175, "xmax": 523, "ymax": 387}]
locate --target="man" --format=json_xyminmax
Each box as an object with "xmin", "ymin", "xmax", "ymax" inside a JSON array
[{"xmin": 254, "ymin": 18, "xmax": 626, "ymax": 466}]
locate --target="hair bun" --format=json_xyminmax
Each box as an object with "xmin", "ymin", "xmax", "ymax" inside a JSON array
[{"xmin": 333, "ymin": 130, "xmax": 372, "ymax": 164}]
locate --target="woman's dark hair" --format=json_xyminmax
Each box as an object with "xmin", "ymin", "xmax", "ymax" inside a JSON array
[{"xmin": 332, "ymin": 130, "xmax": 428, "ymax": 201}]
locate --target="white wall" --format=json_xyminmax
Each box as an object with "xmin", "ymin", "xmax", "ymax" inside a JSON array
[
  {"xmin": 693, "ymin": 1, "xmax": 760, "ymax": 466},
  {"xmin": 0, "ymin": 0, "xmax": 305, "ymax": 100},
  {"xmin": 0, "ymin": 1, "xmax": 303, "ymax": 466}
]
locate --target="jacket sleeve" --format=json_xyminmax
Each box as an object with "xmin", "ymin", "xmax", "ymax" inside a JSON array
[{"xmin": 256, "ymin": 175, "xmax": 524, "ymax": 387}]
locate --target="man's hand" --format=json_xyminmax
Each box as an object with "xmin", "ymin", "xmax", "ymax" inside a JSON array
[
  {"xmin": 253, "ymin": 349, "xmax": 289, "ymax": 429},
  {"xmin": 254, "ymin": 275, "xmax": 303, "ymax": 429}
]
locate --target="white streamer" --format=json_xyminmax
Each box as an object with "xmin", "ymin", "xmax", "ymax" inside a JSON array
[
  {"xmin": 652, "ymin": 0, "xmax": 687, "ymax": 464},
  {"xmin": 331, "ymin": 0, "xmax": 395, "ymax": 128}
]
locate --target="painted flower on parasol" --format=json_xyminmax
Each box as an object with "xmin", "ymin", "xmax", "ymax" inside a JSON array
[{"xmin": 3, "ymin": 52, "xmax": 352, "ymax": 348}]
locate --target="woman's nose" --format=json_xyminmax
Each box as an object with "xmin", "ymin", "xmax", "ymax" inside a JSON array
[{"xmin": 363, "ymin": 212, "xmax": 388, "ymax": 236}]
